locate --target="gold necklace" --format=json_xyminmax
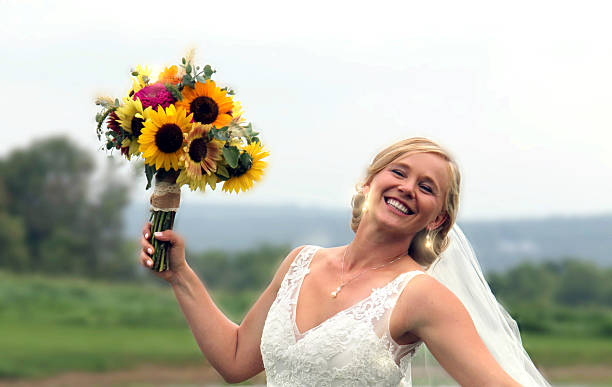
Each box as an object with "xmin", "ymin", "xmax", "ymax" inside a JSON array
[{"xmin": 330, "ymin": 246, "xmax": 406, "ymax": 298}]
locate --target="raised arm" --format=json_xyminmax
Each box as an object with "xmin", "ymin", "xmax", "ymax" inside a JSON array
[
  {"xmin": 139, "ymin": 224, "xmax": 304, "ymax": 383},
  {"xmin": 395, "ymin": 275, "xmax": 522, "ymax": 387}
]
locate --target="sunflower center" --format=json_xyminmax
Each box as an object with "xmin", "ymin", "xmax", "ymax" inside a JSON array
[
  {"xmin": 131, "ymin": 116, "xmax": 145, "ymax": 137},
  {"xmin": 188, "ymin": 138, "xmax": 208, "ymax": 162},
  {"xmin": 190, "ymin": 96, "xmax": 219, "ymax": 124},
  {"xmin": 155, "ymin": 124, "xmax": 183, "ymax": 153}
]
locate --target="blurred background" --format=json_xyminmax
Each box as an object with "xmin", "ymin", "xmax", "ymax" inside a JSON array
[{"xmin": 1, "ymin": 0, "xmax": 611, "ymax": 386}]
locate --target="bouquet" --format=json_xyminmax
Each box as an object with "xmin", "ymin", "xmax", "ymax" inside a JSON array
[{"xmin": 95, "ymin": 53, "xmax": 269, "ymax": 271}]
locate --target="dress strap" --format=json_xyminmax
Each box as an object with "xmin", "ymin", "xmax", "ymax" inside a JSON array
[
  {"xmin": 276, "ymin": 245, "xmax": 320, "ymax": 305},
  {"xmin": 385, "ymin": 271, "xmax": 428, "ymax": 359}
]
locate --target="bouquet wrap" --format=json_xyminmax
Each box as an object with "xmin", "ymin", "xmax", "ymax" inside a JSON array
[{"xmin": 149, "ymin": 170, "xmax": 180, "ymax": 271}]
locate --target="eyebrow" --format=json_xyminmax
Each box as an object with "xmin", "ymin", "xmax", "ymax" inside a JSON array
[{"xmin": 390, "ymin": 162, "xmax": 441, "ymax": 192}]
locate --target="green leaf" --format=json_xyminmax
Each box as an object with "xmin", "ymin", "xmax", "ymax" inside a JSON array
[
  {"xmin": 195, "ymin": 75, "xmax": 206, "ymax": 83},
  {"xmin": 114, "ymin": 98, "xmax": 120, "ymax": 107},
  {"xmin": 182, "ymin": 57, "xmax": 186, "ymax": 64},
  {"xmin": 203, "ymin": 65, "xmax": 215, "ymax": 79},
  {"xmin": 239, "ymin": 151, "xmax": 253, "ymax": 169},
  {"xmin": 164, "ymin": 84, "xmax": 183, "ymax": 101},
  {"xmin": 210, "ymin": 127, "xmax": 229, "ymax": 141},
  {"xmin": 222, "ymin": 146, "xmax": 240, "ymax": 168},
  {"xmin": 182, "ymin": 74, "xmax": 194, "ymax": 89},
  {"xmin": 185, "ymin": 63, "xmax": 192, "ymax": 75},
  {"xmin": 216, "ymin": 164, "xmax": 230, "ymax": 178},
  {"xmin": 145, "ymin": 164, "xmax": 156, "ymax": 190}
]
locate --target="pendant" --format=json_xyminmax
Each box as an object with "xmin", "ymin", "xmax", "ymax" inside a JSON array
[{"xmin": 330, "ymin": 285, "xmax": 342, "ymax": 298}]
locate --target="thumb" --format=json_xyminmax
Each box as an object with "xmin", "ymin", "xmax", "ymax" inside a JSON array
[{"xmin": 154, "ymin": 230, "xmax": 180, "ymax": 244}]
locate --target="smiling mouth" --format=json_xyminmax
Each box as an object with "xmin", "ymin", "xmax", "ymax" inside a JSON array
[{"xmin": 384, "ymin": 197, "xmax": 415, "ymax": 215}]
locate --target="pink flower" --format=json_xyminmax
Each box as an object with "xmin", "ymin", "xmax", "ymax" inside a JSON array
[{"xmin": 133, "ymin": 83, "xmax": 175, "ymax": 110}]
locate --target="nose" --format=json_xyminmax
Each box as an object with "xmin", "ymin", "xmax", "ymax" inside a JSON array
[{"xmin": 397, "ymin": 179, "xmax": 416, "ymax": 199}]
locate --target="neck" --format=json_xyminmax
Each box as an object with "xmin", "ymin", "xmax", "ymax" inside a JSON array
[{"xmin": 345, "ymin": 216, "xmax": 416, "ymax": 272}]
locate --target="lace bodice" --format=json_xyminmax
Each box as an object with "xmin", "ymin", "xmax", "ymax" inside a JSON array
[{"xmin": 260, "ymin": 245, "xmax": 426, "ymax": 386}]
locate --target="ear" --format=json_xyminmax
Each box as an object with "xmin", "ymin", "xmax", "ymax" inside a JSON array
[
  {"xmin": 362, "ymin": 182, "xmax": 370, "ymax": 196},
  {"xmin": 427, "ymin": 211, "xmax": 448, "ymax": 231}
]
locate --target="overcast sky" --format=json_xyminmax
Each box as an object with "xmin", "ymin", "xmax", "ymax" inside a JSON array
[{"xmin": 1, "ymin": 0, "xmax": 611, "ymax": 220}]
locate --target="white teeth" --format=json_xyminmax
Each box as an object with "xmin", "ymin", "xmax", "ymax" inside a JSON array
[{"xmin": 386, "ymin": 198, "xmax": 411, "ymax": 214}]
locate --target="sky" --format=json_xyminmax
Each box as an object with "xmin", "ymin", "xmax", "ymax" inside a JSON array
[{"xmin": 1, "ymin": 0, "xmax": 611, "ymax": 220}]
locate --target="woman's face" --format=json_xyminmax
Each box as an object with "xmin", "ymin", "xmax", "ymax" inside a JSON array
[{"xmin": 363, "ymin": 152, "xmax": 449, "ymax": 235}]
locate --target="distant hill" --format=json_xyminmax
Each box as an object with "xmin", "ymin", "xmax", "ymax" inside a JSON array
[{"xmin": 124, "ymin": 202, "xmax": 612, "ymax": 273}]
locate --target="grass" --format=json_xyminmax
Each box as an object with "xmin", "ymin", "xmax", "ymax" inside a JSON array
[
  {"xmin": 1, "ymin": 270, "xmax": 611, "ymax": 383},
  {"xmin": 0, "ymin": 322, "xmax": 202, "ymax": 379},
  {"xmin": 523, "ymin": 333, "xmax": 612, "ymax": 367}
]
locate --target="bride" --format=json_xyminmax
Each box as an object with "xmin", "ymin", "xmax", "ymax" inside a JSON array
[{"xmin": 139, "ymin": 138, "xmax": 551, "ymax": 386}]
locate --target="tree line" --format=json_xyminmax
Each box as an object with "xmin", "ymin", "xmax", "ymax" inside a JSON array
[
  {"xmin": 0, "ymin": 136, "xmax": 134, "ymax": 279},
  {"xmin": 1, "ymin": 136, "xmax": 610, "ymax": 336}
]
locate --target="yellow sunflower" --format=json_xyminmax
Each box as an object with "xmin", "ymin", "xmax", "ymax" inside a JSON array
[
  {"xmin": 131, "ymin": 64, "xmax": 152, "ymax": 94},
  {"xmin": 231, "ymin": 100, "xmax": 245, "ymax": 124},
  {"xmin": 177, "ymin": 168, "xmax": 219, "ymax": 191},
  {"xmin": 138, "ymin": 105, "xmax": 193, "ymax": 171},
  {"xmin": 182, "ymin": 124, "xmax": 223, "ymax": 176},
  {"xmin": 115, "ymin": 97, "xmax": 150, "ymax": 158},
  {"xmin": 222, "ymin": 141, "xmax": 269, "ymax": 194},
  {"xmin": 176, "ymin": 80, "xmax": 234, "ymax": 128}
]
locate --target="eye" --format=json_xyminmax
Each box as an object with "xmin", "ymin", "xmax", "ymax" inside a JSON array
[
  {"xmin": 391, "ymin": 169, "xmax": 405, "ymax": 177},
  {"xmin": 420, "ymin": 184, "xmax": 433, "ymax": 194}
]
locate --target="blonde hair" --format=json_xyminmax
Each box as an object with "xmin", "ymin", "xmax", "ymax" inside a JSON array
[{"xmin": 351, "ymin": 137, "xmax": 461, "ymax": 267}]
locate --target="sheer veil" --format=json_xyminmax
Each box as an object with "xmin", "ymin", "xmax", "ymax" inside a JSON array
[{"xmin": 412, "ymin": 224, "xmax": 551, "ymax": 386}]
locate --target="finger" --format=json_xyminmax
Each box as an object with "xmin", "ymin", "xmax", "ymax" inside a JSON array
[
  {"xmin": 140, "ymin": 236, "xmax": 153, "ymax": 251},
  {"xmin": 140, "ymin": 252, "xmax": 154, "ymax": 268},
  {"xmin": 142, "ymin": 222, "xmax": 152, "ymax": 239},
  {"xmin": 142, "ymin": 242, "xmax": 154, "ymax": 257}
]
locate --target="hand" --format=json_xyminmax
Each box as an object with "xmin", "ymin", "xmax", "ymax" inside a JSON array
[{"xmin": 139, "ymin": 222, "xmax": 189, "ymax": 282}]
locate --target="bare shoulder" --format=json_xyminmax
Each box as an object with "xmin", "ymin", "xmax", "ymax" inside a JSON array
[{"xmin": 395, "ymin": 273, "xmax": 467, "ymax": 331}]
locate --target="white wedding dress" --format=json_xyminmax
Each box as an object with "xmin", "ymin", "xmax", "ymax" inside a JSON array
[{"xmin": 260, "ymin": 245, "xmax": 426, "ymax": 386}]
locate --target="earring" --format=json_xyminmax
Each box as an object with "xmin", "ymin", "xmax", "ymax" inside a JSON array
[
  {"xmin": 362, "ymin": 194, "xmax": 369, "ymax": 213},
  {"xmin": 425, "ymin": 230, "xmax": 433, "ymax": 249}
]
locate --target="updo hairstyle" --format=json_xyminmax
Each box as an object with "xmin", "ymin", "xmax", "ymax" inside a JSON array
[{"xmin": 350, "ymin": 138, "xmax": 461, "ymax": 267}]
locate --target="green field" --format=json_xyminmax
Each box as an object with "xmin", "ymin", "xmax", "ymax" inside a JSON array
[{"xmin": 1, "ymin": 271, "xmax": 611, "ymax": 384}]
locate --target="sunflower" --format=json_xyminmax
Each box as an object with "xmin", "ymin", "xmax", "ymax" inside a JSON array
[
  {"xmin": 138, "ymin": 105, "xmax": 193, "ymax": 171},
  {"xmin": 157, "ymin": 65, "xmax": 181, "ymax": 85},
  {"xmin": 182, "ymin": 123, "xmax": 223, "ymax": 177},
  {"xmin": 177, "ymin": 168, "xmax": 219, "ymax": 191},
  {"xmin": 176, "ymin": 80, "xmax": 234, "ymax": 128},
  {"xmin": 130, "ymin": 64, "xmax": 152, "ymax": 94},
  {"xmin": 230, "ymin": 100, "xmax": 245, "ymax": 124},
  {"xmin": 115, "ymin": 97, "xmax": 150, "ymax": 158},
  {"xmin": 222, "ymin": 141, "xmax": 269, "ymax": 194}
]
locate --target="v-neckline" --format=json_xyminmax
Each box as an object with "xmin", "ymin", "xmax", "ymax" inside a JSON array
[{"xmin": 292, "ymin": 247, "xmax": 422, "ymax": 340}]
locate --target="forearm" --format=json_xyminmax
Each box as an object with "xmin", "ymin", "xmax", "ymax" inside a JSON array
[{"xmin": 170, "ymin": 265, "xmax": 240, "ymax": 380}]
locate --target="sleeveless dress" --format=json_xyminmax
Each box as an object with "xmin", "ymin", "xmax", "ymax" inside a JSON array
[{"xmin": 260, "ymin": 245, "xmax": 427, "ymax": 386}]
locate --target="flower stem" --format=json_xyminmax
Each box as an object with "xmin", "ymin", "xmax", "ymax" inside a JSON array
[{"xmin": 149, "ymin": 209, "xmax": 176, "ymax": 272}]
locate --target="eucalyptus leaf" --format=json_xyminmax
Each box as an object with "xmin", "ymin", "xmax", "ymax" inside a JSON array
[
  {"xmin": 222, "ymin": 146, "xmax": 240, "ymax": 168},
  {"xmin": 182, "ymin": 57, "xmax": 186, "ymax": 64},
  {"xmin": 186, "ymin": 63, "xmax": 192, "ymax": 75},
  {"xmin": 216, "ymin": 164, "xmax": 230, "ymax": 178},
  {"xmin": 145, "ymin": 164, "xmax": 156, "ymax": 190},
  {"xmin": 204, "ymin": 65, "xmax": 215, "ymax": 78},
  {"xmin": 239, "ymin": 151, "xmax": 253, "ymax": 169}
]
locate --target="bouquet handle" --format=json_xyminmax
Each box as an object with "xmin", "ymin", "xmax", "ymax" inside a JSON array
[{"xmin": 149, "ymin": 170, "xmax": 180, "ymax": 272}]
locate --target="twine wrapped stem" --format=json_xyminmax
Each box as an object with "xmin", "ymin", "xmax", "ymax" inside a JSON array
[{"xmin": 148, "ymin": 169, "xmax": 180, "ymax": 272}]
